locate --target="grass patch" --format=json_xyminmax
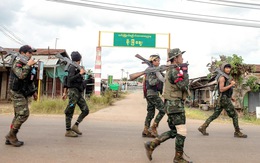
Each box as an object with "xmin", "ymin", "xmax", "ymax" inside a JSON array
[
  {"xmin": 30, "ymin": 90, "xmax": 127, "ymax": 114},
  {"xmin": 186, "ymin": 107, "xmax": 260, "ymax": 125}
]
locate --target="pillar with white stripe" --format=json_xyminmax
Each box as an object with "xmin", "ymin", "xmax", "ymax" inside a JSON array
[{"xmin": 94, "ymin": 46, "xmax": 102, "ymax": 96}]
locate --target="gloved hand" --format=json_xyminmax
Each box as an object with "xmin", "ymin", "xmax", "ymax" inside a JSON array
[{"xmin": 179, "ymin": 63, "xmax": 189, "ymax": 74}]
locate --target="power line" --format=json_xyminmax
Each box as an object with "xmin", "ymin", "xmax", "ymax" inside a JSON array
[
  {"xmin": 0, "ymin": 26, "xmax": 23, "ymax": 45},
  {"xmin": 187, "ymin": 0, "xmax": 260, "ymax": 10},
  {"xmin": 80, "ymin": 0, "xmax": 260, "ymax": 22},
  {"xmin": 46, "ymin": 0, "xmax": 260, "ymax": 28},
  {"xmin": 0, "ymin": 25, "xmax": 27, "ymax": 45},
  {"xmin": 210, "ymin": 0, "xmax": 260, "ymax": 7}
]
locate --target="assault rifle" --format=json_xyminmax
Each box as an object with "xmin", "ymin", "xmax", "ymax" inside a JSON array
[
  {"xmin": 131, "ymin": 54, "xmax": 165, "ymax": 82},
  {"xmin": 0, "ymin": 47, "xmax": 37, "ymax": 67},
  {"xmin": 129, "ymin": 53, "xmax": 189, "ymax": 81},
  {"xmin": 55, "ymin": 53, "xmax": 84, "ymax": 72},
  {"xmin": 214, "ymin": 68, "xmax": 231, "ymax": 81}
]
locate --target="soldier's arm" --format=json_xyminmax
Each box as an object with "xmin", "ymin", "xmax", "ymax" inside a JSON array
[{"xmin": 12, "ymin": 61, "xmax": 31, "ymax": 79}]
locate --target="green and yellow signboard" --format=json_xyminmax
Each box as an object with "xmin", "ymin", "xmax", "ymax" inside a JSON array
[{"xmin": 113, "ymin": 32, "xmax": 156, "ymax": 48}]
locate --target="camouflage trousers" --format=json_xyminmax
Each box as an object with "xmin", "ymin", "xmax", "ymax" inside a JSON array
[
  {"xmin": 9, "ymin": 90, "xmax": 30, "ymax": 129},
  {"xmin": 65, "ymin": 88, "xmax": 89, "ymax": 130},
  {"xmin": 205, "ymin": 95, "xmax": 239, "ymax": 129},
  {"xmin": 156, "ymin": 112, "xmax": 187, "ymax": 152},
  {"xmin": 144, "ymin": 95, "xmax": 165, "ymax": 127}
]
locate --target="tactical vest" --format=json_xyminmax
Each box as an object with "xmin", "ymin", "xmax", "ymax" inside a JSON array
[
  {"xmin": 9, "ymin": 70, "xmax": 23, "ymax": 92},
  {"xmin": 218, "ymin": 76, "xmax": 233, "ymax": 98},
  {"xmin": 145, "ymin": 72, "xmax": 164, "ymax": 96},
  {"xmin": 67, "ymin": 66, "xmax": 84, "ymax": 92},
  {"xmin": 9, "ymin": 65, "xmax": 36, "ymax": 97},
  {"xmin": 163, "ymin": 68, "xmax": 187, "ymax": 100}
]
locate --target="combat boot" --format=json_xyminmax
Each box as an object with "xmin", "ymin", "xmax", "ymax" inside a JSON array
[
  {"xmin": 150, "ymin": 122, "xmax": 158, "ymax": 137},
  {"xmin": 72, "ymin": 124, "xmax": 82, "ymax": 135},
  {"xmin": 198, "ymin": 123, "xmax": 209, "ymax": 136},
  {"xmin": 65, "ymin": 130, "xmax": 78, "ymax": 137},
  {"xmin": 174, "ymin": 151, "xmax": 192, "ymax": 163},
  {"xmin": 5, "ymin": 139, "xmax": 24, "ymax": 146},
  {"xmin": 142, "ymin": 126, "xmax": 154, "ymax": 138},
  {"xmin": 5, "ymin": 128, "xmax": 24, "ymax": 147},
  {"xmin": 234, "ymin": 128, "xmax": 247, "ymax": 138},
  {"xmin": 144, "ymin": 139, "xmax": 160, "ymax": 161}
]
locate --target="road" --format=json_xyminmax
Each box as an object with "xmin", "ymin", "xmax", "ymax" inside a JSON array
[{"xmin": 0, "ymin": 90, "xmax": 260, "ymax": 163}]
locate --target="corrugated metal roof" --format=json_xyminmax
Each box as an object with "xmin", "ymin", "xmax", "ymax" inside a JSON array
[
  {"xmin": 33, "ymin": 56, "xmax": 59, "ymax": 67},
  {"xmin": 0, "ymin": 53, "xmax": 60, "ymax": 68},
  {"xmin": 2, "ymin": 48, "xmax": 69, "ymax": 58}
]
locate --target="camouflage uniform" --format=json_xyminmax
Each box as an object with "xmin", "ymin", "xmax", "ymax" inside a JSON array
[
  {"xmin": 144, "ymin": 48, "xmax": 192, "ymax": 163},
  {"xmin": 6, "ymin": 45, "xmax": 37, "ymax": 147},
  {"xmin": 9, "ymin": 60, "xmax": 33, "ymax": 129},
  {"xmin": 64, "ymin": 51, "xmax": 89, "ymax": 137},
  {"xmin": 198, "ymin": 63, "xmax": 247, "ymax": 138},
  {"xmin": 142, "ymin": 54, "xmax": 165, "ymax": 138}
]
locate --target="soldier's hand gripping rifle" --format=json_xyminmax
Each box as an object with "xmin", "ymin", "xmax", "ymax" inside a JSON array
[{"xmin": 55, "ymin": 53, "xmax": 85, "ymax": 74}]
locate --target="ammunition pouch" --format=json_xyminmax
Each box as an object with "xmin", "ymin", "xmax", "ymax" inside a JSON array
[
  {"xmin": 11, "ymin": 76, "xmax": 36, "ymax": 97},
  {"xmin": 10, "ymin": 76, "xmax": 22, "ymax": 92},
  {"xmin": 21, "ymin": 81, "xmax": 37, "ymax": 97},
  {"xmin": 165, "ymin": 99, "xmax": 185, "ymax": 115}
]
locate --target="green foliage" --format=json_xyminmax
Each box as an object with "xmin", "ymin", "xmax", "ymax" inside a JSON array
[
  {"xmin": 30, "ymin": 97, "xmax": 68, "ymax": 114},
  {"xmin": 246, "ymin": 76, "xmax": 260, "ymax": 92},
  {"xmin": 90, "ymin": 90, "xmax": 114, "ymax": 105}
]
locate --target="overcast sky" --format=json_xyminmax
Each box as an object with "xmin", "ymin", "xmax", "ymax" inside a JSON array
[{"xmin": 1, "ymin": 0, "xmax": 260, "ymax": 79}]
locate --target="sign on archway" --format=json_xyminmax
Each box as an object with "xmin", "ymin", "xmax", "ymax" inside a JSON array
[{"xmin": 94, "ymin": 31, "xmax": 170, "ymax": 95}]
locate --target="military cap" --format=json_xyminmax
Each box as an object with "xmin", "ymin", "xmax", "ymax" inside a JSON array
[{"xmin": 167, "ymin": 48, "xmax": 185, "ymax": 61}]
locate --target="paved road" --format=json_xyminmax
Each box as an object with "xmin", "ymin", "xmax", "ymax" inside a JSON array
[{"xmin": 0, "ymin": 90, "xmax": 259, "ymax": 163}]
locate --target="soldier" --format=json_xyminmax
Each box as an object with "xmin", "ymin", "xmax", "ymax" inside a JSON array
[
  {"xmin": 5, "ymin": 45, "xmax": 38, "ymax": 147},
  {"xmin": 198, "ymin": 62, "xmax": 247, "ymax": 138},
  {"xmin": 144, "ymin": 48, "xmax": 192, "ymax": 163},
  {"xmin": 142, "ymin": 54, "xmax": 165, "ymax": 138},
  {"xmin": 64, "ymin": 51, "xmax": 89, "ymax": 137}
]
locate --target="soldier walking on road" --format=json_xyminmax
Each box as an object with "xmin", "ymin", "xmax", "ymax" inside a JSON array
[
  {"xmin": 142, "ymin": 54, "xmax": 165, "ymax": 138},
  {"xmin": 144, "ymin": 48, "xmax": 192, "ymax": 163},
  {"xmin": 198, "ymin": 62, "xmax": 247, "ymax": 138},
  {"xmin": 5, "ymin": 45, "xmax": 38, "ymax": 147},
  {"xmin": 64, "ymin": 51, "xmax": 89, "ymax": 137}
]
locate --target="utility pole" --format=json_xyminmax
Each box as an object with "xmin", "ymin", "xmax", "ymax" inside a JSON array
[
  {"xmin": 55, "ymin": 38, "xmax": 59, "ymax": 49},
  {"xmin": 126, "ymin": 71, "xmax": 128, "ymax": 91},
  {"xmin": 121, "ymin": 69, "xmax": 124, "ymax": 80}
]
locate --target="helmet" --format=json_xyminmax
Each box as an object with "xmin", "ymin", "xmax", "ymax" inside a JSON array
[{"xmin": 167, "ymin": 48, "xmax": 185, "ymax": 61}]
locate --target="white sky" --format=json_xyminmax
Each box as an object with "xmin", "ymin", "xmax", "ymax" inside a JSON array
[{"xmin": 1, "ymin": 0, "xmax": 260, "ymax": 79}]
